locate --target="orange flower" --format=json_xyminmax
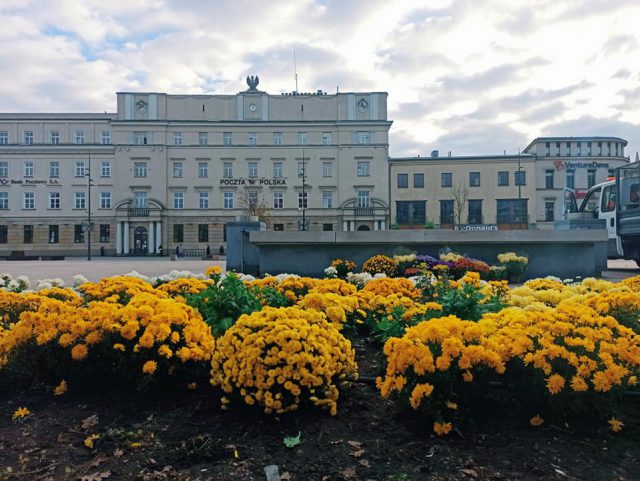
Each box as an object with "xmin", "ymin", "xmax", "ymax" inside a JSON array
[
  {"xmin": 142, "ymin": 360, "xmax": 157, "ymax": 374},
  {"xmin": 433, "ymin": 422, "xmax": 453, "ymax": 436},
  {"xmin": 71, "ymin": 344, "xmax": 88, "ymax": 361},
  {"xmin": 608, "ymin": 417, "xmax": 623, "ymax": 433},
  {"xmin": 54, "ymin": 380, "xmax": 68, "ymax": 396},
  {"xmin": 529, "ymin": 415, "xmax": 544, "ymax": 426}
]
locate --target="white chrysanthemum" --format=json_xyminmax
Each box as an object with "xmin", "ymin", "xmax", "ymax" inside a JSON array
[
  {"xmin": 73, "ymin": 274, "xmax": 89, "ymax": 286},
  {"xmin": 7, "ymin": 279, "xmax": 20, "ymax": 291},
  {"xmin": 324, "ymin": 266, "xmax": 337, "ymax": 278},
  {"xmin": 15, "ymin": 275, "xmax": 31, "ymax": 289},
  {"xmin": 51, "ymin": 278, "xmax": 65, "ymax": 287},
  {"xmin": 35, "ymin": 281, "xmax": 53, "ymax": 291},
  {"xmin": 275, "ymin": 273, "xmax": 300, "ymax": 283},
  {"xmin": 124, "ymin": 270, "xmax": 151, "ymax": 283},
  {"xmin": 237, "ymin": 273, "xmax": 255, "ymax": 282}
]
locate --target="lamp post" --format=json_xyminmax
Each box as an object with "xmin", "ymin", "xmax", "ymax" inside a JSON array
[
  {"xmin": 86, "ymin": 152, "xmax": 93, "ymax": 261},
  {"xmin": 300, "ymin": 148, "xmax": 307, "ymax": 231}
]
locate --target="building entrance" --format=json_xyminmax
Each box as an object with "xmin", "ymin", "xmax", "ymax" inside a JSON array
[{"xmin": 133, "ymin": 226, "xmax": 148, "ymax": 255}]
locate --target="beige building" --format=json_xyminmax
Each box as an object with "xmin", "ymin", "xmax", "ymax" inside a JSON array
[{"xmin": 0, "ymin": 79, "xmax": 392, "ymax": 256}]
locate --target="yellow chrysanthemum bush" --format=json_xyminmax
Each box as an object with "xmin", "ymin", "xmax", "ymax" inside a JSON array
[
  {"xmin": 362, "ymin": 255, "xmax": 398, "ymax": 277},
  {"xmin": 78, "ymin": 275, "xmax": 163, "ymax": 304},
  {"xmin": 578, "ymin": 290, "xmax": 640, "ymax": 334},
  {"xmin": 211, "ymin": 306, "xmax": 357, "ymax": 415},
  {"xmin": 155, "ymin": 277, "xmax": 213, "ymax": 299},
  {"xmin": 376, "ymin": 315, "xmax": 506, "ymax": 435},
  {"xmin": 0, "ymin": 290, "xmax": 43, "ymax": 326}
]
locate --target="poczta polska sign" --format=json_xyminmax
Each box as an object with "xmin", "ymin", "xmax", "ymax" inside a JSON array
[{"xmin": 219, "ymin": 178, "xmax": 287, "ymax": 186}]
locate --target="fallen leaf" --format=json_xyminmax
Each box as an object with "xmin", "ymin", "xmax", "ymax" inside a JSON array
[
  {"xmin": 349, "ymin": 449, "xmax": 365, "ymax": 458},
  {"xmin": 113, "ymin": 448, "xmax": 123, "ymax": 458},
  {"xmin": 339, "ymin": 466, "xmax": 357, "ymax": 479},
  {"xmin": 89, "ymin": 454, "xmax": 109, "ymax": 468},
  {"xmin": 461, "ymin": 468, "xmax": 478, "ymax": 478},
  {"xmin": 358, "ymin": 459, "xmax": 371, "ymax": 468},
  {"xmin": 330, "ymin": 439, "xmax": 343, "ymax": 445},
  {"xmin": 346, "ymin": 440, "xmax": 362, "ymax": 448},
  {"xmin": 81, "ymin": 471, "xmax": 111, "ymax": 481},
  {"xmin": 81, "ymin": 415, "xmax": 99, "ymax": 431}
]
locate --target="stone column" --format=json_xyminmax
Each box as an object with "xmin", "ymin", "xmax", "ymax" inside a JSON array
[
  {"xmin": 116, "ymin": 222, "xmax": 122, "ymax": 254},
  {"xmin": 155, "ymin": 222, "xmax": 162, "ymax": 254},
  {"xmin": 343, "ymin": 220, "xmax": 349, "ymax": 232},
  {"xmin": 123, "ymin": 221, "xmax": 130, "ymax": 254},
  {"xmin": 148, "ymin": 221, "xmax": 155, "ymax": 255}
]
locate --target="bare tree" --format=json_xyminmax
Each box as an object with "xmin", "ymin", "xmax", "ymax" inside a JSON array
[
  {"xmin": 450, "ymin": 182, "xmax": 469, "ymax": 229},
  {"xmin": 237, "ymin": 191, "xmax": 272, "ymax": 226}
]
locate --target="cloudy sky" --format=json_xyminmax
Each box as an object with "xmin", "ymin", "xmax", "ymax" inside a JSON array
[{"xmin": 1, "ymin": 0, "xmax": 639, "ymax": 157}]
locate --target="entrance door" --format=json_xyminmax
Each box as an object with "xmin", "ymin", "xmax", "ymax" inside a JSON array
[{"xmin": 133, "ymin": 226, "xmax": 148, "ymax": 256}]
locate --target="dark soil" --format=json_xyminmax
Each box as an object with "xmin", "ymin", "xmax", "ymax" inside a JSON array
[{"xmin": 0, "ymin": 338, "xmax": 638, "ymax": 481}]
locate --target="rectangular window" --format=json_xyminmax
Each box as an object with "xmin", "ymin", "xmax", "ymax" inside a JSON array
[
  {"xmin": 75, "ymin": 160, "xmax": 85, "ymax": 177},
  {"xmin": 172, "ymin": 162, "xmax": 183, "ymax": 178},
  {"xmin": 24, "ymin": 225, "xmax": 34, "ymax": 244},
  {"xmin": 598, "ymin": 141, "xmax": 603, "ymax": 156},
  {"xmin": 396, "ymin": 201, "xmax": 426, "ymax": 225},
  {"xmin": 74, "ymin": 192, "xmax": 86, "ymax": 209},
  {"xmin": 273, "ymin": 162, "xmax": 283, "ymax": 178},
  {"xmin": 298, "ymin": 191, "xmax": 308, "ymax": 209},
  {"xmin": 608, "ymin": 168, "xmax": 615, "ymax": 178},
  {"xmin": 357, "ymin": 190, "xmax": 370, "ymax": 208},
  {"xmin": 587, "ymin": 142, "xmax": 592, "ymax": 156},
  {"xmin": 468, "ymin": 200, "xmax": 483, "ymax": 224},
  {"xmin": 100, "ymin": 161, "xmax": 111, "ymax": 177},
  {"xmin": 198, "ymin": 224, "xmax": 209, "ymax": 242},
  {"xmin": 173, "ymin": 132, "xmax": 182, "ymax": 145},
  {"xmin": 100, "ymin": 224, "xmax": 110, "ymax": 243},
  {"xmin": 134, "ymin": 131, "xmax": 148, "ymax": 145},
  {"xmin": 587, "ymin": 169, "xmax": 596, "ymax": 188},
  {"xmin": 50, "ymin": 131, "xmax": 60, "ymax": 144},
  {"xmin": 101, "ymin": 131, "xmax": 111, "ymax": 145},
  {"xmin": 397, "ymin": 173, "xmax": 408, "ymax": 188},
  {"xmin": 223, "ymin": 191, "xmax": 234, "ymax": 209},
  {"xmin": 545, "ymin": 200, "xmax": 555, "ymax": 222},
  {"xmin": 248, "ymin": 161, "xmax": 258, "ymax": 177},
  {"xmin": 545, "ymin": 170, "xmax": 554, "ymax": 189},
  {"xmin": 247, "ymin": 191, "xmax": 258, "ymax": 209},
  {"xmin": 545, "ymin": 142, "xmax": 550, "ymax": 156},
  {"xmin": 173, "ymin": 224, "xmax": 184, "ymax": 243},
  {"xmin": 298, "ymin": 132, "xmax": 307, "ymax": 145},
  {"xmin": 48, "ymin": 225, "xmax": 59, "ymax": 243},
  {"xmin": 173, "ymin": 192, "xmax": 184, "ymax": 209},
  {"xmin": 556, "ymin": 142, "xmax": 561, "ymax": 155},
  {"xmin": 273, "ymin": 223, "xmax": 284, "ymax": 231},
  {"xmin": 0, "ymin": 131, "xmax": 8, "ymax": 144},
  {"xmin": 607, "ymin": 141, "xmax": 611, "ymax": 155},
  {"xmin": 23, "ymin": 192, "xmax": 35, "ymax": 209},
  {"xmin": 273, "ymin": 132, "xmax": 283, "ymax": 145},
  {"xmin": 441, "ymin": 172, "xmax": 452, "ymax": 188},
  {"xmin": 497, "ymin": 171, "xmax": 509, "ymax": 186},
  {"xmin": 469, "ymin": 172, "xmax": 480, "ymax": 187},
  {"xmin": 0, "ymin": 192, "xmax": 8, "ymax": 209},
  {"xmin": 75, "ymin": 130, "xmax": 85, "ymax": 145},
  {"xmin": 74, "ymin": 224, "xmax": 85, "ymax": 243},
  {"xmin": 322, "ymin": 190, "xmax": 333, "ymax": 208},
  {"xmin": 134, "ymin": 191, "xmax": 147, "ymax": 208},
  {"xmin": 322, "ymin": 161, "xmax": 332, "ymax": 177},
  {"xmin": 357, "ymin": 161, "xmax": 370, "ymax": 177},
  {"xmin": 134, "ymin": 162, "xmax": 147, "ymax": 178},
  {"xmin": 566, "ymin": 141, "xmax": 571, "ymax": 156},
  {"xmin": 0, "ymin": 161, "xmax": 7, "ymax": 177},
  {"xmin": 248, "ymin": 133, "xmax": 257, "ymax": 145},
  {"xmin": 199, "ymin": 191, "xmax": 209, "ymax": 209},
  {"xmin": 223, "ymin": 162, "xmax": 233, "ymax": 178},
  {"xmin": 223, "ymin": 132, "xmax": 232, "ymax": 146},
  {"xmin": 515, "ymin": 171, "xmax": 526, "ymax": 186},
  {"xmin": 616, "ymin": 143, "xmax": 619, "ymax": 156},
  {"xmin": 322, "ymin": 223, "xmax": 333, "ymax": 231},
  {"xmin": 323, "ymin": 132, "xmax": 332, "ymax": 145},
  {"xmin": 24, "ymin": 131, "xmax": 34, "ymax": 145},
  {"xmin": 566, "ymin": 169, "xmax": 575, "ymax": 189},
  {"xmin": 49, "ymin": 192, "xmax": 60, "ymax": 209},
  {"xmin": 497, "ymin": 199, "xmax": 528, "ymax": 225},
  {"xmin": 273, "ymin": 191, "xmax": 284, "ymax": 209},
  {"xmin": 357, "ymin": 131, "xmax": 371, "ymax": 144},
  {"xmin": 198, "ymin": 162, "xmax": 208, "ymax": 178},
  {"xmin": 297, "ymin": 161, "xmax": 305, "ymax": 177},
  {"xmin": 100, "ymin": 192, "xmax": 111, "ymax": 209},
  {"xmin": 199, "ymin": 132, "xmax": 208, "ymax": 146},
  {"xmin": 24, "ymin": 161, "xmax": 34, "ymax": 177},
  {"xmin": 577, "ymin": 142, "xmax": 582, "ymax": 156},
  {"xmin": 0, "ymin": 225, "xmax": 7, "ymax": 243},
  {"xmin": 49, "ymin": 161, "xmax": 60, "ymax": 178},
  {"xmin": 413, "ymin": 173, "xmax": 424, "ymax": 188}
]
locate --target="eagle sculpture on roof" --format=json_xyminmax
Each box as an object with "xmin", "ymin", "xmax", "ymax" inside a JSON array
[{"xmin": 246, "ymin": 75, "xmax": 260, "ymax": 90}]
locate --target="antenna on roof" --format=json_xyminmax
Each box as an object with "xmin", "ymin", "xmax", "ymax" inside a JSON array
[{"xmin": 293, "ymin": 47, "xmax": 299, "ymax": 93}]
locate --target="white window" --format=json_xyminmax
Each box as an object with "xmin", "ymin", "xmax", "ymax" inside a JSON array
[
  {"xmin": 50, "ymin": 131, "xmax": 60, "ymax": 144},
  {"xmin": 74, "ymin": 192, "xmax": 86, "ymax": 209},
  {"xmin": 100, "ymin": 192, "xmax": 111, "ymax": 209},
  {"xmin": 173, "ymin": 162, "xmax": 183, "ymax": 178},
  {"xmin": 247, "ymin": 191, "xmax": 258, "ymax": 208},
  {"xmin": 24, "ymin": 161, "xmax": 34, "ymax": 177},
  {"xmin": 248, "ymin": 161, "xmax": 258, "ymax": 177},
  {"xmin": 357, "ymin": 131, "xmax": 371, "ymax": 144},
  {"xmin": 100, "ymin": 161, "xmax": 111, "ymax": 177},
  {"xmin": 134, "ymin": 162, "xmax": 148, "ymax": 178},
  {"xmin": 134, "ymin": 191, "xmax": 147, "ymax": 208},
  {"xmin": 174, "ymin": 132, "xmax": 182, "ymax": 145},
  {"xmin": 49, "ymin": 192, "xmax": 60, "ymax": 209},
  {"xmin": 273, "ymin": 162, "xmax": 283, "ymax": 178},
  {"xmin": 49, "ymin": 161, "xmax": 60, "ymax": 178},
  {"xmin": 199, "ymin": 132, "xmax": 208, "ymax": 146},
  {"xmin": 0, "ymin": 192, "xmax": 9, "ymax": 209},
  {"xmin": 223, "ymin": 191, "xmax": 234, "ymax": 209},
  {"xmin": 357, "ymin": 190, "xmax": 370, "ymax": 208},
  {"xmin": 173, "ymin": 191, "xmax": 184, "ymax": 209},
  {"xmin": 298, "ymin": 132, "xmax": 307, "ymax": 145},
  {"xmin": 223, "ymin": 162, "xmax": 233, "ymax": 178},
  {"xmin": 75, "ymin": 130, "xmax": 85, "ymax": 144},
  {"xmin": 273, "ymin": 191, "xmax": 284, "ymax": 209},
  {"xmin": 0, "ymin": 161, "xmax": 8, "ymax": 177},
  {"xmin": 198, "ymin": 162, "xmax": 208, "ymax": 178},
  {"xmin": 322, "ymin": 191, "xmax": 333, "ymax": 208},
  {"xmin": 322, "ymin": 161, "xmax": 332, "ymax": 177},
  {"xmin": 298, "ymin": 191, "xmax": 308, "ymax": 209},
  {"xmin": 223, "ymin": 132, "xmax": 232, "ymax": 146},
  {"xmin": 24, "ymin": 131, "xmax": 34, "ymax": 145},
  {"xmin": 101, "ymin": 131, "xmax": 111, "ymax": 144},
  {"xmin": 273, "ymin": 132, "xmax": 283, "ymax": 145},
  {"xmin": 74, "ymin": 160, "xmax": 85, "ymax": 177},
  {"xmin": 248, "ymin": 133, "xmax": 257, "ymax": 145},
  {"xmin": 322, "ymin": 132, "xmax": 332, "ymax": 145},
  {"xmin": 357, "ymin": 161, "xmax": 370, "ymax": 177},
  {"xmin": 0, "ymin": 131, "xmax": 8, "ymax": 144},
  {"xmin": 199, "ymin": 191, "xmax": 209, "ymax": 209},
  {"xmin": 23, "ymin": 192, "xmax": 35, "ymax": 209},
  {"xmin": 133, "ymin": 132, "xmax": 148, "ymax": 145},
  {"xmin": 297, "ymin": 161, "xmax": 306, "ymax": 177}
]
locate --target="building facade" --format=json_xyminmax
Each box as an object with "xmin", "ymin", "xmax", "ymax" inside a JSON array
[{"xmin": 0, "ymin": 80, "xmax": 392, "ymax": 256}]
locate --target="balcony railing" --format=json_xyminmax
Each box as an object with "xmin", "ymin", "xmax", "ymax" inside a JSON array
[
  {"xmin": 128, "ymin": 208, "xmax": 150, "ymax": 217},
  {"xmin": 355, "ymin": 207, "xmax": 374, "ymax": 216}
]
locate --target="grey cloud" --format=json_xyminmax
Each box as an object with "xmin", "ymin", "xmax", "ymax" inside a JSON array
[
  {"xmin": 612, "ymin": 69, "xmax": 632, "ymax": 79},
  {"xmin": 604, "ymin": 34, "xmax": 638, "ymax": 55},
  {"xmin": 429, "ymin": 121, "xmax": 529, "ymax": 157},
  {"xmin": 613, "ymin": 86, "xmax": 640, "ymax": 110},
  {"xmin": 388, "ymin": 129, "xmax": 429, "ymax": 158}
]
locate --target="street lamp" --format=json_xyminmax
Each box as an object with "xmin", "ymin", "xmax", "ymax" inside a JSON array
[
  {"xmin": 86, "ymin": 152, "xmax": 94, "ymax": 260},
  {"xmin": 299, "ymin": 148, "xmax": 308, "ymax": 231}
]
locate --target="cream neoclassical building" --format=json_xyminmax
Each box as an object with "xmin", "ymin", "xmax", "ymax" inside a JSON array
[{"xmin": 0, "ymin": 79, "xmax": 392, "ymax": 256}]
